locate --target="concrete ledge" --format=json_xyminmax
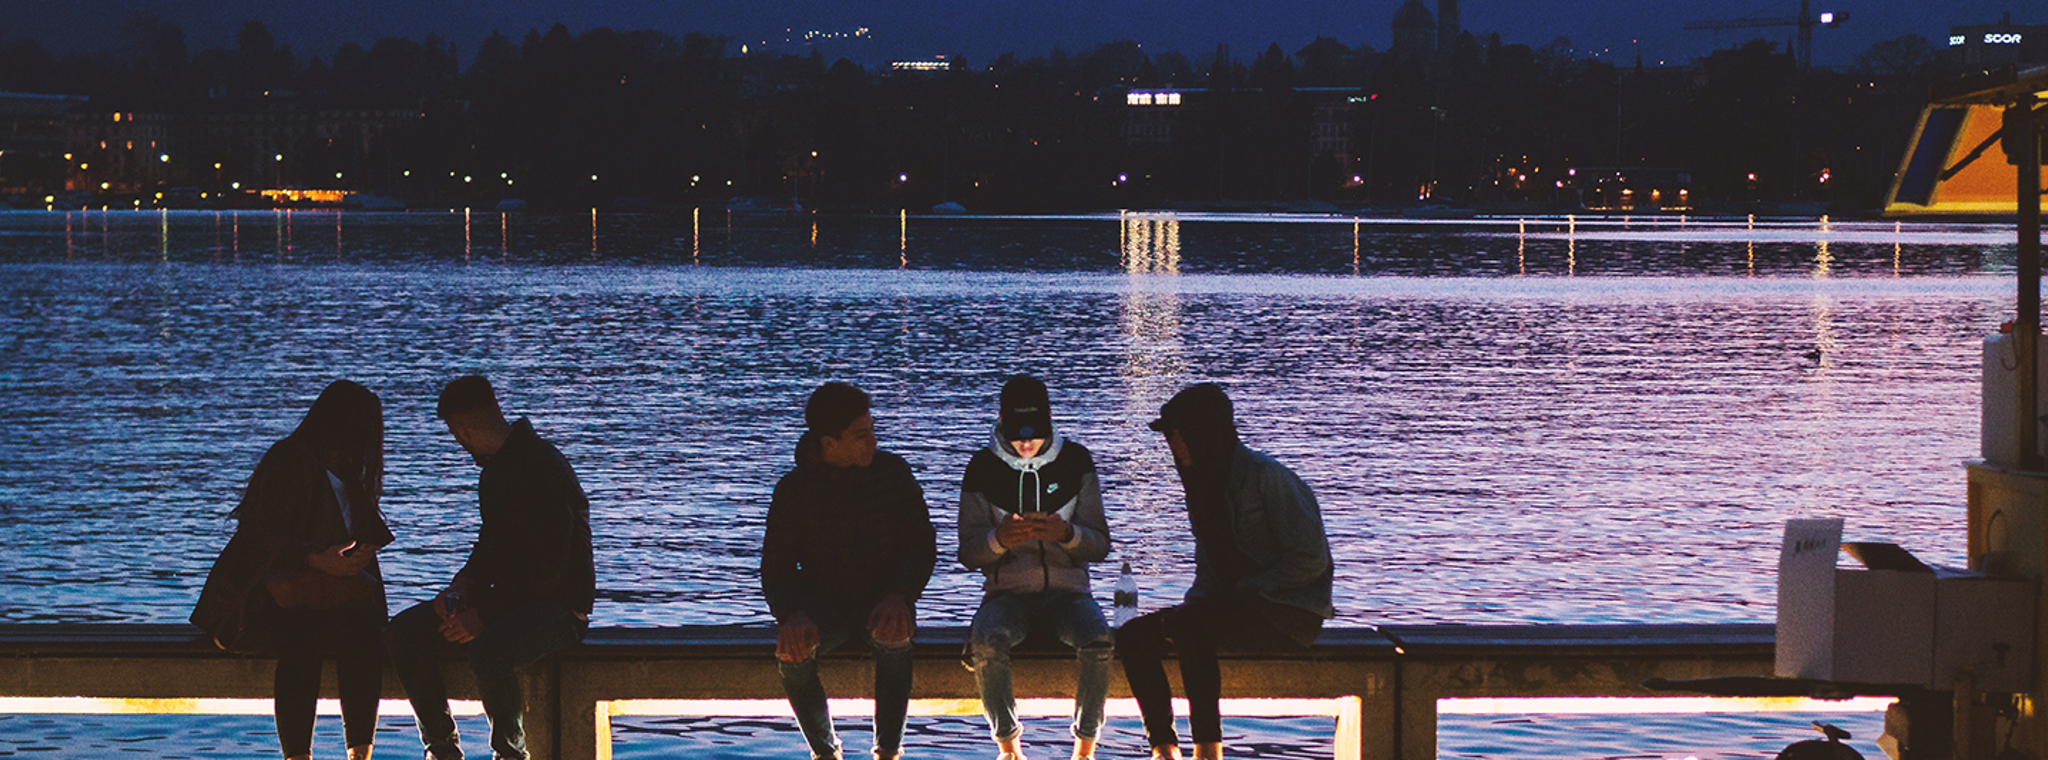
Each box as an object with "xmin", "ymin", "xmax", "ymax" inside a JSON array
[{"xmin": 0, "ymin": 623, "xmax": 1773, "ymax": 760}]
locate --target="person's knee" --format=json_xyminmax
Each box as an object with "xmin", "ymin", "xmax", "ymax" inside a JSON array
[
  {"xmin": 968, "ymin": 637, "xmax": 1012, "ymax": 669},
  {"xmin": 1077, "ymin": 639, "xmax": 1113, "ymax": 663}
]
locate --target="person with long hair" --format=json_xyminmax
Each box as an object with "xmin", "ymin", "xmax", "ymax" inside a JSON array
[
  {"xmin": 1115, "ymin": 383, "xmax": 1335, "ymax": 760},
  {"xmin": 201, "ymin": 380, "xmax": 395, "ymax": 760}
]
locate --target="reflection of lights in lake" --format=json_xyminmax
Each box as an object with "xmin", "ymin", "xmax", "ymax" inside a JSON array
[
  {"xmin": 1121, "ymin": 214, "xmax": 1180, "ymax": 275},
  {"xmin": 692, "ymin": 207, "xmax": 700, "ymax": 262},
  {"xmin": 1813, "ymin": 240, "xmax": 1833, "ymax": 279},
  {"xmin": 1120, "ymin": 214, "xmax": 1185, "ymax": 444},
  {"xmin": 463, "ymin": 207, "xmax": 471, "ymax": 260}
]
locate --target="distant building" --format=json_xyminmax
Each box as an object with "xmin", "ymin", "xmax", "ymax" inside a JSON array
[
  {"xmin": 1392, "ymin": 0, "xmax": 1438, "ymax": 62},
  {"xmin": 888, "ymin": 59, "xmax": 957, "ymax": 74},
  {"xmin": 63, "ymin": 100, "xmax": 417, "ymax": 196},
  {"xmin": 1945, "ymin": 14, "xmax": 2048, "ymax": 69},
  {"xmin": 0, "ymin": 91, "xmax": 88, "ymax": 196},
  {"xmin": 1566, "ymin": 167, "xmax": 1694, "ymax": 211}
]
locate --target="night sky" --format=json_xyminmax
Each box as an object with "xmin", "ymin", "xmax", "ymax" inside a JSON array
[{"xmin": 9, "ymin": 0, "xmax": 2031, "ymax": 69}]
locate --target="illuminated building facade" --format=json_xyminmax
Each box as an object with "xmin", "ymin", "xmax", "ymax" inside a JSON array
[
  {"xmin": 1945, "ymin": 14, "xmax": 2048, "ymax": 69},
  {"xmin": 0, "ymin": 91, "xmax": 88, "ymax": 196},
  {"xmin": 63, "ymin": 102, "xmax": 416, "ymax": 196}
]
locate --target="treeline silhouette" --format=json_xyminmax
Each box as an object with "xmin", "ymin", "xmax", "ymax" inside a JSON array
[{"xmin": 0, "ymin": 16, "xmax": 1963, "ymax": 211}]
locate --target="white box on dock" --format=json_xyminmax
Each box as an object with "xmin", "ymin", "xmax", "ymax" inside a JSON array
[
  {"xmin": 1933, "ymin": 570, "xmax": 2034, "ymax": 692},
  {"xmin": 1982, "ymin": 330, "xmax": 2048, "ymax": 465},
  {"xmin": 1776, "ymin": 519, "xmax": 2034, "ymax": 690}
]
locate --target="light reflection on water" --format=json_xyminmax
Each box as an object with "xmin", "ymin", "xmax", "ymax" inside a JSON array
[{"xmin": 0, "ymin": 209, "xmax": 2006, "ymax": 755}]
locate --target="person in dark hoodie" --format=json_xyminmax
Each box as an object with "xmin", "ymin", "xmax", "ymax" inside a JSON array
[
  {"xmin": 958, "ymin": 375, "xmax": 1112, "ymax": 760},
  {"xmin": 1116, "ymin": 383, "xmax": 1335, "ymax": 760},
  {"xmin": 763, "ymin": 381, "xmax": 937, "ymax": 760},
  {"xmin": 386, "ymin": 375, "xmax": 594, "ymax": 760}
]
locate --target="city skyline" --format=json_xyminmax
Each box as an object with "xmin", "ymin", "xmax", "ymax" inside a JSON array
[{"xmin": 9, "ymin": 0, "xmax": 2035, "ymax": 70}]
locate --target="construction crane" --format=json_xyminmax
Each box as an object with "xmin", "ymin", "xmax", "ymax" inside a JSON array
[{"xmin": 1685, "ymin": 0, "xmax": 1847, "ymax": 71}]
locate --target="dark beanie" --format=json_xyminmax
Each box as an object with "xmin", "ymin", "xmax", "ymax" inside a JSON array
[
  {"xmin": 999, "ymin": 374, "xmax": 1053, "ymax": 441},
  {"xmin": 1148, "ymin": 382, "xmax": 1235, "ymax": 435}
]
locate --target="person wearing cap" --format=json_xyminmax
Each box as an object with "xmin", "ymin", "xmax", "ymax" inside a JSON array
[
  {"xmin": 958, "ymin": 375, "xmax": 1113, "ymax": 760},
  {"xmin": 763, "ymin": 381, "xmax": 938, "ymax": 760},
  {"xmin": 1117, "ymin": 383, "xmax": 1334, "ymax": 760}
]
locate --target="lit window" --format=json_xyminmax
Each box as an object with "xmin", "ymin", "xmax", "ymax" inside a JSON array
[{"xmin": 1128, "ymin": 92, "xmax": 1153, "ymax": 106}]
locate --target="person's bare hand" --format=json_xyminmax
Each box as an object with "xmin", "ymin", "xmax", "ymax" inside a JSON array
[
  {"xmin": 868, "ymin": 593, "xmax": 915, "ymax": 646},
  {"xmin": 438, "ymin": 607, "xmax": 483, "ymax": 644},
  {"xmin": 1031, "ymin": 514, "xmax": 1074, "ymax": 543},
  {"xmin": 995, "ymin": 514, "xmax": 1038, "ymax": 548},
  {"xmin": 305, "ymin": 542, "xmax": 369, "ymax": 576},
  {"xmin": 776, "ymin": 612, "xmax": 821, "ymax": 664}
]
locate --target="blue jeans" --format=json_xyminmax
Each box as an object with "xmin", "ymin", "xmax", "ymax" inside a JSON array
[
  {"xmin": 387, "ymin": 598, "xmax": 587, "ymax": 760},
  {"xmin": 777, "ymin": 603, "xmax": 915, "ymax": 760},
  {"xmin": 968, "ymin": 590, "xmax": 1112, "ymax": 743}
]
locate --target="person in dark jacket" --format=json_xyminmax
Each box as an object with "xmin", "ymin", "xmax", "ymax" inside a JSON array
[
  {"xmin": 387, "ymin": 375, "xmax": 594, "ymax": 760},
  {"xmin": 763, "ymin": 381, "xmax": 937, "ymax": 760},
  {"xmin": 1116, "ymin": 383, "xmax": 1335, "ymax": 760},
  {"xmin": 958, "ymin": 375, "xmax": 1112, "ymax": 760},
  {"xmin": 193, "ymin": 379, "xmax": 394, "ymax": 760}
]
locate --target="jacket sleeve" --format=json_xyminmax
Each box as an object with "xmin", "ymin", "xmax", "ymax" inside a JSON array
[
  {"xmin": 1057, "ymin": 471, "xmax": 1110, "ymax": 563},
  {"xmin": 1235, "ymin": 462, "xmax": 1334, "ymax": 600},
  {"xmin": 891, "ymin": 465, "xmax": 938, "ymax": 602},
  {"xmin": 760, "ymin": 479, "xmax": 804, "ymax": 622},
  {"xmin": 958, "ymin": 484, "xmax": 1007, "ymax": 570}
]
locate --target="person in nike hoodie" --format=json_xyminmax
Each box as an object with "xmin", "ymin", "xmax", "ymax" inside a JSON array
[{"xmin": 957, "ymin": 374, "xmax": 1113, "ymax": 760}]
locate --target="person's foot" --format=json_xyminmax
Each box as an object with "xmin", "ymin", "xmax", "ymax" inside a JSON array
[
  {"xmin": 1193, "ymin": 741, "xmax": 1223, "ymax": 760},
  {"xmin": 347, "ymin": 744, "xmax": 373, "ymax": 760},
  {"xmin": 1149, "ymin": 746, "xmax": 1182, "ymax": 760},
  {"xmin": 873, "ymin": 749, "xmax": 902, "ymax": 760},
  {"xmin": 997, "ymin": 752, "xmax": 1026, "ymax": 760},
  {"xmin": 1071, "ymin": 736, "xmax": 1096, "ymax": 760}
]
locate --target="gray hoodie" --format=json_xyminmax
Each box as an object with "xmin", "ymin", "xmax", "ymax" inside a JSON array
[{"xmin": 957, "ymin": 424, "xmax": 1111, "ymax": 595}]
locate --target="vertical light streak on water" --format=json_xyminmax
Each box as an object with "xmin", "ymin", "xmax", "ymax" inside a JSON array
[
  {"xmin": 592, "ymin": 207, "xmax": 599, "ymax": 255},
  {"xmin": 1517, "ymin": 219, "xmax": 1526, "ymax": 275},
  {"xmin": 335, "ymin": 213, "xmax": 344, "ymax": 261},
  {"xmin": 1353, "ymin": 219, "xmax": 1362, "ymax": 275},
  {"xmin": 63, "ymin": 211, "xmax": 73, "ymax": 260},
  {"xmin": 899, "ymin": 209, "xmax": 908, "ymax": 266},
  {"xmin": 159, "ymin": 208, "xmax": 168, "ymax": 262},
  {"xmin": 692, "ymin": 207, "xmax": 700, "ymax": 263},
  {"xmin": 463, "ymin": 207, "xmax": 472, "ymax": 260},
  {"xmin": 810, "ymin": 220, "xmax": 818, "ymax": 248},
  {"xmin": 1749, "ymin": 240, "xmax": 1756, "ymax": 276},
  {"xmin": 1567, "ymin": 214, "xmax": 1577, "ymax": 275},
  {"xmin": 273, "ymin": 210, "xmax": 283, "ymax": 260},
  {"xmin": 1815, "ymin": 240, "xmax": 1834, "ymax": 280},
  {"xmin": 1120, "ymin": 216, "xmax": 1187, "ymax": 576}
]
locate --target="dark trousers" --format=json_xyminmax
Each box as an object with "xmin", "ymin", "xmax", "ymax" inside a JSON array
[
  {"xmin": 1115, "ymin": 592, "xmax": 1322, "ymax": 748},
  {"xmin": 273, "ymin": 605, "xmax": 385, "ymax": 756},
  {"xmin": 387, "ymin": 598, "xmax": 586, "ymax": 760}
]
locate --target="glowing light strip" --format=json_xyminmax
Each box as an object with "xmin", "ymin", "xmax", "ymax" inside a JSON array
[
  {"xmin": 602, "ymin": 697, "xmax": 1356, "ymax": 718},
  {"xmin": 1438, "ymin": 696, "xmax": 1892, "ymax": 715},
  {"xmin": 0, "ymin": 697, "xmax": 483, "ymax": 717}
]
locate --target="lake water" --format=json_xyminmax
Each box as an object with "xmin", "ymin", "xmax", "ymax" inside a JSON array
[{"xmin": 0, "ymin": 208, "xmax": 2020, "ymax": 757}]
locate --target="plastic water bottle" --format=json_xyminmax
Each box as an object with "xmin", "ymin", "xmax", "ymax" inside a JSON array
[{"xmin": 1113, "ymin": 561, "xmax": 1139, "ymax": 627}]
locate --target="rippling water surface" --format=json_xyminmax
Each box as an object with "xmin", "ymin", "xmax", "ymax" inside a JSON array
[{"xmin": 0, "ymin": 209, "xmax": 2019, "ymax": 756}]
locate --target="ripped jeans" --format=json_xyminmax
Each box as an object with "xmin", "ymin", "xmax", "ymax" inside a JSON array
[{"xmin": 967, "ymin": 590, "xmax": 1113, "ymax": 743}]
